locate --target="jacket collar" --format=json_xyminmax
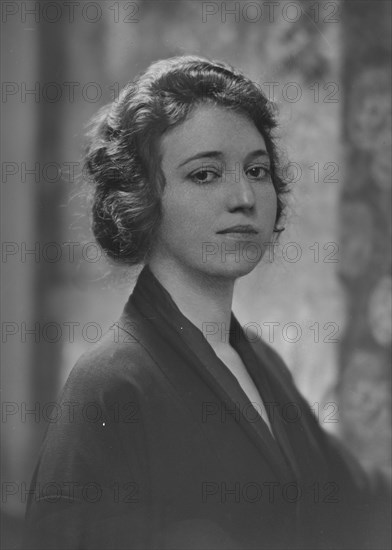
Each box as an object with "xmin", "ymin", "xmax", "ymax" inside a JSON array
[{"xmin": 121, "ymin": 265, "xmax": 306, "ymax": 480}]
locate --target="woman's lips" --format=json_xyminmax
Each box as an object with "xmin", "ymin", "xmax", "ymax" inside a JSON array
[
  {"xmin": 217, "ymin": 231, "xmax": 259, "ymax": 241},
  {"xmin": 216, "ymin": 225, "xmax": 258, "ymax": 234},
  {"xmin": 216, "ymin": 225, "xmax": 259, "ymax": 240}
]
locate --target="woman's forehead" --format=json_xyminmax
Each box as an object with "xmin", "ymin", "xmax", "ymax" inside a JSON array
[{"xmin": 160, "ymin": 104, "xmax": 267, "ymax": 165}]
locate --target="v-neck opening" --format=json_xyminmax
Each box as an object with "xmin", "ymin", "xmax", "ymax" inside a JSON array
[{"xmin": 128, "ymin": 265, "xmax": 300, "ymax": 481}]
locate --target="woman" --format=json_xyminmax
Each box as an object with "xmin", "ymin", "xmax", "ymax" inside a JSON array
[{"xmin": 23, "ymin": 56, "xmax": 389, "ymax": 550}]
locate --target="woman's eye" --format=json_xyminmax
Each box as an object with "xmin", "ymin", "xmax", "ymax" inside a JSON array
[
  {"xmin": 189, "ymin": 170, "xmax": 219, "ymax": 184},
  {"xmin": 246, "ymin": 166, "xmax": 271, "ymax": 180}
]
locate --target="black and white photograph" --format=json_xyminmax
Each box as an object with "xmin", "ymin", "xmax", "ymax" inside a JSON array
[{"xmin": 1, "ymin": 1, "xmax": 391, "ymax": 548}]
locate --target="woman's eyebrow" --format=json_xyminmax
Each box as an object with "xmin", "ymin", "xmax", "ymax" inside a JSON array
[
  {"xmin": 245, "ymin": 150, "xmax": 270, "ymax": 163},
  {"xmin": 178, "ymin": 149, "xmax": 270, "ymax": 169},
  {"xmin": 178, "ymin": 151, "xmax": 223, "ymax": 168}
]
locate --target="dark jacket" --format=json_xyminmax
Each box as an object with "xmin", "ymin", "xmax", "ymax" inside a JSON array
[{"xmin": 23, "ymin": 266, "xmax": 390, "ymax": 550}]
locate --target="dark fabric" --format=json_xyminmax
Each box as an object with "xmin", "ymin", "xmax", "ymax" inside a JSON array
[{"xmin": 23, "ymin": 265, "xmax": 391, "ymax": 550}]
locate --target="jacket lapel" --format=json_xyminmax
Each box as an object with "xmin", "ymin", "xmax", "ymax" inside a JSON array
[
  {"xmin": 236, "ymin": 320, "xmax": 332, "ymax": 483},
  {"xmin": 231, "ymin": 320, "xmax": 303, "ymax": 482},
  {"xmin": 118, "ymin": 266, "xmax": 296, "ymax": 481}
]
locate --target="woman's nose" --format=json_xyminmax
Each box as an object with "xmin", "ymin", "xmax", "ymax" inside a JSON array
[{"xmin": 225, "ymin": 171, "xmax": 256, "ymax": 211}]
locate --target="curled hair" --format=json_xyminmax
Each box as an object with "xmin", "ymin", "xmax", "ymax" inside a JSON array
[{"xmin": 84, "ymin": 55, "xmax": 290, "ymax": 266}]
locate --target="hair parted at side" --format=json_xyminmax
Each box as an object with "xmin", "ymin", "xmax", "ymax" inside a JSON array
[{"xmin": 84, "ymin": 55, "xmax": 290, "ymax": 266}]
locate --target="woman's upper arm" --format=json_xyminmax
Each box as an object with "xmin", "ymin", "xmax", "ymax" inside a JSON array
[{"xmin": 23, "ymin": 342, "xmax": 152, "ymax": 549}]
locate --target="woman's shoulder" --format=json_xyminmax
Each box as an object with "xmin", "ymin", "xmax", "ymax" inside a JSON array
[{"xmin": 61, "ymin": 321, "xmax": 155, "ymax": 404}]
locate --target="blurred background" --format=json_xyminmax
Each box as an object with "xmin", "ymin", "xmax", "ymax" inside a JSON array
[{"xmin": 1, "ymin": 0, "xmax": 391, "ymax": 548}]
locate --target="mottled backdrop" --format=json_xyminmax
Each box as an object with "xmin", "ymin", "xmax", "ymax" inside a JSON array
[{"xmin": 1, "ymin": 1, "xmax": 391, "ymax": 548}]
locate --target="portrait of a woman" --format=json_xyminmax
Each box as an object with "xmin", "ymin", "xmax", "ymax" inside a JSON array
[{"xmin": 23, "ymin": 56, "xmax": 389, "ymax": 550}]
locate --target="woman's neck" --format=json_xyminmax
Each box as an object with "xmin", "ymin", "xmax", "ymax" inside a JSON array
[{"xmin": 147, "ymin": 258, "xmax": 235, "ymax": 348}]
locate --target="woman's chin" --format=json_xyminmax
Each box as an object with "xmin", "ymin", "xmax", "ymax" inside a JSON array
[{"xmin": 200, "ymin": 258, "xmax": 260, "ymax": 280}]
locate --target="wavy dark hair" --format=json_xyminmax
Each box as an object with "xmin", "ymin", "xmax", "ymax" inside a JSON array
[{"xmin": 84, "ymin": 55, "xmax": 289, "ymax": 266}]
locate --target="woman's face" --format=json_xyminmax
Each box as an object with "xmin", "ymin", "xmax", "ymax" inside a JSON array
[{"xmin": 149, "ymin": 104, "xmax": 278, "ymax": 280}]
